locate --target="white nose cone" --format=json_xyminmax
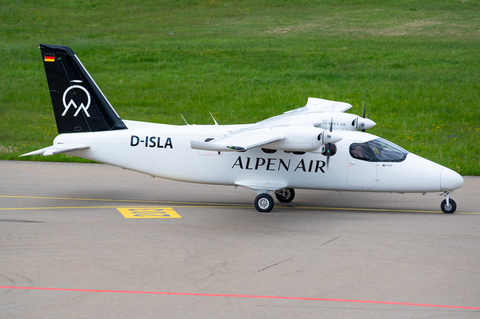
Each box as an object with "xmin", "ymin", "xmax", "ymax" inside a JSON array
[
  {"xmin": 323, "ymin": 130, "xmax": 343, "ymax": 144},
  {"xmin": 440, "ymin": 167, "xmax": 464, "ymax": 190},
  {"xmin": 357, "ymin": 118, "xmax": 376, "ymax": 130}
]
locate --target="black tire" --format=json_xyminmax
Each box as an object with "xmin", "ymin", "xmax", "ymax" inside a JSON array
[
  {"xmin": 441, "ymin": 199, "xmax": 456, "ymax": 214},
  {"xmin": 254, "ymin": 194, "xmax": 274, "ymax": 213},
  {"xmin": 275, "ymin": 188, "xmax": 295, "ymax": 203}
]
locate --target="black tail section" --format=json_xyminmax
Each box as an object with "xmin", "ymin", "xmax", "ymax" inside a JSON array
[{"xmin": 40, "ymin": 44, "xmax": 127, "ymax": 133}]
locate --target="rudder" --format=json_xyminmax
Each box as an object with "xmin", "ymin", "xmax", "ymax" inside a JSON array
[{"xmin": 40, "ymin": 44, "xmax": 127, "ymax": 133}]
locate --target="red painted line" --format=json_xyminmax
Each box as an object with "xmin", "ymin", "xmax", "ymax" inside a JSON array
[{"xmin": 1, "ymin": 286, "xmax": 479, "ymax": 310}]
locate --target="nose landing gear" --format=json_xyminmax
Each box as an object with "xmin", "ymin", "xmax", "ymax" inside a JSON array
[{"xmin": 440, "ymin": 191, "xmax": 457, "ymax": 214}]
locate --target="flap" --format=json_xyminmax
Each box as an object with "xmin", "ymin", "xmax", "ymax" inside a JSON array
[{"xmin": 191, "ymin": 127, "xmax": 284, "ymax": 152}]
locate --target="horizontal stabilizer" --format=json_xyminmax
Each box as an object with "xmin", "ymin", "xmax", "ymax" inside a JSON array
[{"xmin": 20, "ymin": 144, "xmax": 89, "ymax": 157}]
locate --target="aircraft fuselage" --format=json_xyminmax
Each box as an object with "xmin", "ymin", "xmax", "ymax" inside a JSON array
[{"xmin": 55, "ymin": 120, "xmax": 462, "ymax": 195}]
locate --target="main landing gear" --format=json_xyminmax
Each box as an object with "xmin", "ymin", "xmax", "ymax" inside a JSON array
[
  {"xmin": 254, "ymin": 188, "xmax": 296, "ymax": 213},
  {"xmin": 275, "ymin": 188, "xmax": 295, "ymax": 203},
  {"xmin": 440, "ymin": 191, "xmax": 457, "ymax": 214}
]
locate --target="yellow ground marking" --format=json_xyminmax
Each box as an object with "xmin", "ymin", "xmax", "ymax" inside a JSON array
[
  {"xmin": 0, "ymin": 195, "xmax": 241, "ymax": 207},
  {"xmin": 0, "ymin": 195, "xmax": 478, "ymax": 214},
  {"xmin": 0, "ymin": 205, "xmax": 248, "ymax": 212},
  {"xmin": 117, "ymin": 207, "xmax": 181, "ymax": 219}
]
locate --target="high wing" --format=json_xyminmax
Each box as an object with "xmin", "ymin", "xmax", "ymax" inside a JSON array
[
  {"xmin": 268, "ymin": 97, "xmax": 352, "ymax": 119},
  {"xmin": 190, "ymin": 97, "xmax": 351, "ymax": 152}
]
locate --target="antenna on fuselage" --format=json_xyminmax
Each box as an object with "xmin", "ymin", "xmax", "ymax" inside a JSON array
[
  {"xmin": 180, "ymin": 114, "xmax": 189, "ymax": 125},
  {"xmin": 209, "ymin": 111, "xmax": 219, "ymax": 125}
]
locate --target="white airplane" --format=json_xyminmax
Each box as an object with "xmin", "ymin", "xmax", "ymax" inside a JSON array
[{"xmin": 22, "ymin": 44, "xmax": 464, "ymax": 213}]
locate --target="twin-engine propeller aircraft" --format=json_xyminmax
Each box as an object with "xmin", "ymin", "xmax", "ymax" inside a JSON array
[{"xmin": 23, "ymin": 44, "xmax": 464, "ymax": 213}]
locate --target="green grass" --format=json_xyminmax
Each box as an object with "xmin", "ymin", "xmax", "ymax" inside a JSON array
[{"xmin": 1, "ymin": 0, "xmax": 479, "ymax": 174}]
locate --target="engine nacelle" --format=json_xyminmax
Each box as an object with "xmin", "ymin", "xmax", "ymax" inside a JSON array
[
  {"xmin": 320, "ymin": 130, "xmax": 343, "ymax": 144},
  {"xmin": 263, "ymin": 126, "xmax": 341, "ymax": 152},
  {"xmin": 312, "ymin": 113, "xmax": 376, "ymax": 131},
  {"xmin": 355, "ymin": 117, "xmax": 376, "ymax": 130}
]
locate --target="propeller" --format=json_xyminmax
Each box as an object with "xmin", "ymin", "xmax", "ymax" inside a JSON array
[
  {"xmin": 325, "ymin": 112, "xmax": 334, "ymax": 169},
  {"xmin": 319, "ymin": 104, "xmax": 343, "ymax": 170},
  {"xmin": 355, "ymin": 92, "xmax": 376, "ymax": 131},
  {"xmin": 362, "ymin": 99, "xmax": 366, "ymax": 132}
]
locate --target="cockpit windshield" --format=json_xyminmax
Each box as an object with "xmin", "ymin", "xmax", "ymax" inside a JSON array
[{"xmin": 349, "ymin": 138, "xmax": 408, "ymax": 162}]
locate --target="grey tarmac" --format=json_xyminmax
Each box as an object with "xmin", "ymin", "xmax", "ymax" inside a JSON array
[{"xmin": 1, "ymin": 160, "xmax": 479, "ymax": 318}]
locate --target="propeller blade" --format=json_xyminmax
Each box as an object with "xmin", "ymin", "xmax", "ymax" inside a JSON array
[
  {"xmin": 325, "ymin": 107, "xmax": 337, "ymax": 169},
  {"xmin": 326, "ymin": 143, "xmax": 331, "ymax": 169},
  {"xmin": 362, "ymin": 90, "xmax": 366, "ymax": 132},
  {"xmin": 327, "ymin": 111, "xmax": 333, "ymax": 169},
  {"xmin": 362, "ymin": 101, "xmax": 366, "ymax": 132}
]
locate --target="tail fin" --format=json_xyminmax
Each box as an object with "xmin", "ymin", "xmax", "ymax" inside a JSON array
[{"xmin": 40, "ymin": 44, "xmax": 127, "ymax": 133}]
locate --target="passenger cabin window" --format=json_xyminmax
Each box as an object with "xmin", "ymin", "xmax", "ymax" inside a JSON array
[
  {"xmin": 349, "ymin": 138, "xmax": 408, "ymax": 162},
  {"xmin": 262, "ymin": 148, "xmax": 277, "ymax": 154}
]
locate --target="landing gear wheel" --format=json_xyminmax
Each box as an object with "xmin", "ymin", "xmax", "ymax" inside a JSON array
[
  {"xmin": 275, "ymin": 188, "xmax": 295, "ymax": 203},
  {"xmin": 254, "ymin": 194, "xmax": 274, "ymax": 213},
  {"xmin": 441, "ymin": 199, "xmax": 456, "ymax": 214}
]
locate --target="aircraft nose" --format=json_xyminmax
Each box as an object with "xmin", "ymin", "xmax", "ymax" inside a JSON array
[{"xmin": 440, "ymin": 167, "xmax": 464, "ymax": 190}]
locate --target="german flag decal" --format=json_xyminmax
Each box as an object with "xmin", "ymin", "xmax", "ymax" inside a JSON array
[{"xmin": 44, "ymin": 55, "xmax": 55, "ymax": 62}]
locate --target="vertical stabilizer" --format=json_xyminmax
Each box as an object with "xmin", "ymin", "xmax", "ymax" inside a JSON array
[{"xmin": 40, "ymin": 44, "xmax": 127, "ymax": 133}]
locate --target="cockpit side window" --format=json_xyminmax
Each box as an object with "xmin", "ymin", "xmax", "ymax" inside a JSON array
[
  {"xmin": 350, "ymin": 143, "xmax": 374, "ymax": 161},
  {"xmin": 349, "ymin": 138, "xmax": 408, "ymax": 162},
  {"xmin": 368, "ymin": 138, "xmax": 408, "ymax": 162}
]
